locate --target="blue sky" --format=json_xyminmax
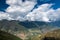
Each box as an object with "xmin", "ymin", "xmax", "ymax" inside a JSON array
[
  {"xmin": 0, "ymin": 0, "xmax": 60, "ymax": 22},
  {"xmin": 0, "ymin": 0, "xmax": 9, "ymax": 11},
  {"xmin": 0, "ymin": 0, "xmax": 60, "ymax": 32},
  {"xmin": 0, "ymin": 0, "xmax": 60, "ymax": 12},
  {"xmin": 37, "ymin": 0, "xmax": 60, "ymax": 9}
]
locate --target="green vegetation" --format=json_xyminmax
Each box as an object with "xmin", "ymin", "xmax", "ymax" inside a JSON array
[
  {"xmin": 0, "ymin": 30, "xmax": 22, "ymax": 40},
  {"xmin": 0, "ymin": 20, "xmax": 28, "ymax": 34},
  {"xmin": 0, "ymin": 20, "xmax": 60, "ymax": 40}
]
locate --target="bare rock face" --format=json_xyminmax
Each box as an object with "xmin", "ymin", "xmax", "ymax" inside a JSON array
[{"xmin": 42, "ymin": 29, "xmax": 60, "ymax": 40}]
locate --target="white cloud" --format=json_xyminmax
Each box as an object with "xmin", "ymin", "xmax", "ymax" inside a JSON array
[
  {"xmin": 3, "ymin": 0, "xmax": 37, "ymax": 21},
  {"xmin": 0, "ymin": 0, "xmax": 60, "ymax": 22},
  {"xmin": 46, "ymin": 8, "xmax": 60, "ymax": 21},
  {"xmin": 6, "ymin": 0, "xmax": 37, "ymax": 13},
  {"xmin": 6, "ymin": 0, "xmax": 37, "ymax": 5},
  {"xmin": 25, "ymin": 4, "xmax": 51, "ymax": 22},
  {"xmin": 25, "ymin": 4, "xmax": 60, "ymax": 22},
  {"xmin": 6, "ymin": 0, "xmax": 36, "ymax": 19},
  {"xmin": 6, "ymin": 0, "xmax": 17, "ymax": 5},
  {"xmin": 0, "ymin": 12, "xmax": 25, "ymax": 21},
  {"xmin": 0, "ymin": 12, "xmax": 11, "ymax": 20},
  {"xmin": 6, "ymin": 1, "xmax": 36, "ymax": 13}
]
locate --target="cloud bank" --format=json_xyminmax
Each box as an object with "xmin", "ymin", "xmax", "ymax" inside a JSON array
[{"xmin": 0, "ymin": 0, "xmax": 60, "ymax": 22}]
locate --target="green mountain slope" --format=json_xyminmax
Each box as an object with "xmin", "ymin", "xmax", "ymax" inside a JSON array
[
  {"xmin": 0, "ymin": 20, "xmax": 60, "ymax": 40},
  {"xmin": 0, "ymin": 20, "xmax": 28, "ymax": 34},
  {"xmin": 0, "ymin": 30, "xmax": 22, "ymax": 40}
]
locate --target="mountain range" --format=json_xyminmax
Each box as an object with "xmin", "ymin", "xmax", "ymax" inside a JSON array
[
  {"xmin": 0, "ymin": 19, "xmax": 60, "ymax": 33},
  {"xmin": 0, "ymin": 19, "xmax": 60, "ymax": 40}
]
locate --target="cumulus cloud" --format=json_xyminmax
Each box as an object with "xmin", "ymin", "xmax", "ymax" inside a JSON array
[
  {"xmin": 0, "ymin": 0, "xmax": 60, "ymax": 22},
  {"xmin": 5, "ymin": 0, "xmax": 36, "ymax": 21},
  {"xmin": 0, "ymin": 12, "xmax": 12, "ymax": 20},
  {"xmin": 26, "ymin": 4, "xmax": 60, "ymax": 22},
  {"xmin": 25, "ymin": 4, "xmax": 51, "ymax": 22},
  {"xmin": 6, "ymin": 0, "xmax": 37, "ymax": 5},
  {"xmin": 6, "ymin": 0, "xmax": 36, "ymax": 13}
]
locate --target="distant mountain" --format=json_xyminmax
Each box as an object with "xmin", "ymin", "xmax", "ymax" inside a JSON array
[
  {"xmin": 49, "ymin": 21, "xmax": 60, "ymax": 27},
  {"xmin": 0, "ymin": 19, "xmax": 60, "ymax": 40},
  {"xmin": 0, "ymin": 19, "xmax": 60, "ymax": 34},
  {"xmin": 19, "ymin": 21, "xmax": 60, "ymax": 33},
  {"xmin": 19, "ymin": 21, "xmax": 47, "ymax": 28},
  {"xmin": 0, "ymin": 19, "xmax": 28, "ymax": 34}
]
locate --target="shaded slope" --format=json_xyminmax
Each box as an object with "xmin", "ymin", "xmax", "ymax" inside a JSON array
[
  {"xmin": 19, "ymin": 21, "xmax": 47, "ymax": 28},
  {"xmin": 0, "ymin": 30, "xmax": 22, "ymax": 40}
]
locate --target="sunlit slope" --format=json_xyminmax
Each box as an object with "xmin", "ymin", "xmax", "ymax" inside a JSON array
[
  {"xmin": 0, "ymin": 20, "xmax": 28, "ymax": 34},
  {"xmin": 41, "ymin": 29, "xmax": 60, "ymax": 40}
]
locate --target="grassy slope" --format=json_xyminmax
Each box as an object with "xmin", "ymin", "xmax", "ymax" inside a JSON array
[
  {"xmin": 0, "ymin": 30, "xmax": 22, "ymax": 40},
  {"xmin": 41, "ymin": 29, "xmax": 60, "ymax": 40},
  {"xmin": 45, "ymin": 29, "xmax": 60, "ymax": 38}
]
